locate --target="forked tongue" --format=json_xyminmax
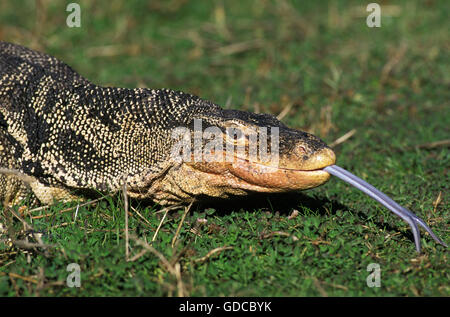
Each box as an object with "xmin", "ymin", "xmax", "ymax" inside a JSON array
[{"xmin": 323, "ymin": 165, "xmax": 447, "ymax": 253}]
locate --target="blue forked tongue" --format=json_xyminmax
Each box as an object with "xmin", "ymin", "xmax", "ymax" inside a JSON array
[{"xmin": 323, "ymin": 165, "xmax": 448, "ymax": 253}]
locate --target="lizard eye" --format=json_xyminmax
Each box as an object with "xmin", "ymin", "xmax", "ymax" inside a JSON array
[{"xmin": 226, "ymin": 127, "xmax": 245, "ymax": 142}]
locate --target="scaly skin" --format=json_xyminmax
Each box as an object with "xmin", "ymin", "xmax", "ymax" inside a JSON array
[{"xmin": 0, "ymin": 42, "xmax": 335, "ymax": 206}]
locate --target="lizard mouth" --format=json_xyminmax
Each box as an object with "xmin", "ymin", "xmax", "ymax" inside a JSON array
[
  {"xmin": 187, "ymin": 147, "xmax": 336, "ymax": 192},
  {"xmin": 227, "ymin": 155, "xmax": 333, "ymax": 191}
]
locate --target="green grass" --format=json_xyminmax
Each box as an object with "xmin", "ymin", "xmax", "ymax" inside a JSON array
[{"xmin": 0, "ymin": 0, "xmax": 448, "ymax": 296}]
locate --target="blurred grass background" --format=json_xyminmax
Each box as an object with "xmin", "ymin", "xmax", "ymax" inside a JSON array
[{"xmin": 0, "ymin": 0, "xmax": 448, "ymax": 296}]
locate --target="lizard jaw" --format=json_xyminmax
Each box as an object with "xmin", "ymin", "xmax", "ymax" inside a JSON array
[
  {"xmin": 186, "ymin": 147, "xmax": 336, "ymax": 192},
  {"xmin": 133, "ymin": 145, "xmax": 336, "ymax": 204},
  {"xmin": 226, "ymin": 157, "xmax": 333, "ymax": 191}
]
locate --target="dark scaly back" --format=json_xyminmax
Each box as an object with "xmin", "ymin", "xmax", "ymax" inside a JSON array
[{"xmin": 0, "ymin": 42, "xmax": 90, "ymax": 85}]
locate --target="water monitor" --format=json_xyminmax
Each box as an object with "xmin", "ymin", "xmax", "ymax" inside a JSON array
[
  {"xmin": 0, "ymin": 42, "xmax": 446, "ymax": 252},
  {"xmin": 0, "ymin": 41, "xmax": 336, "ymax": 206}
]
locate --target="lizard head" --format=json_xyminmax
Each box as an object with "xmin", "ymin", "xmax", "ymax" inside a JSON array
[
  {"xmin": 188, "ymin": 109, "xmax": 335, "ymax": 189},
  {"xmin": 145, "ymin": 104, "xmax": 336, "ymax": 205}
]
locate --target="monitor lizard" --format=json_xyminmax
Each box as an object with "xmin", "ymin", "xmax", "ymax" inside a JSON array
[
  {"xmin": 0, "ymin": 41, "xmax": 335, "ymax": 207},
  {"xmin": 1, "ymin": 42, "xmax": 445, "ymax": 252}
]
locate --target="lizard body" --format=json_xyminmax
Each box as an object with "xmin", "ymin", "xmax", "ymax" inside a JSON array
[
  {"xmin": 0, "ymin": 42, "xmax": 335, "ymax": 206},
  {"xmin": 1, "ymin": 42, "xmax": 446, "ymax": 253}
]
